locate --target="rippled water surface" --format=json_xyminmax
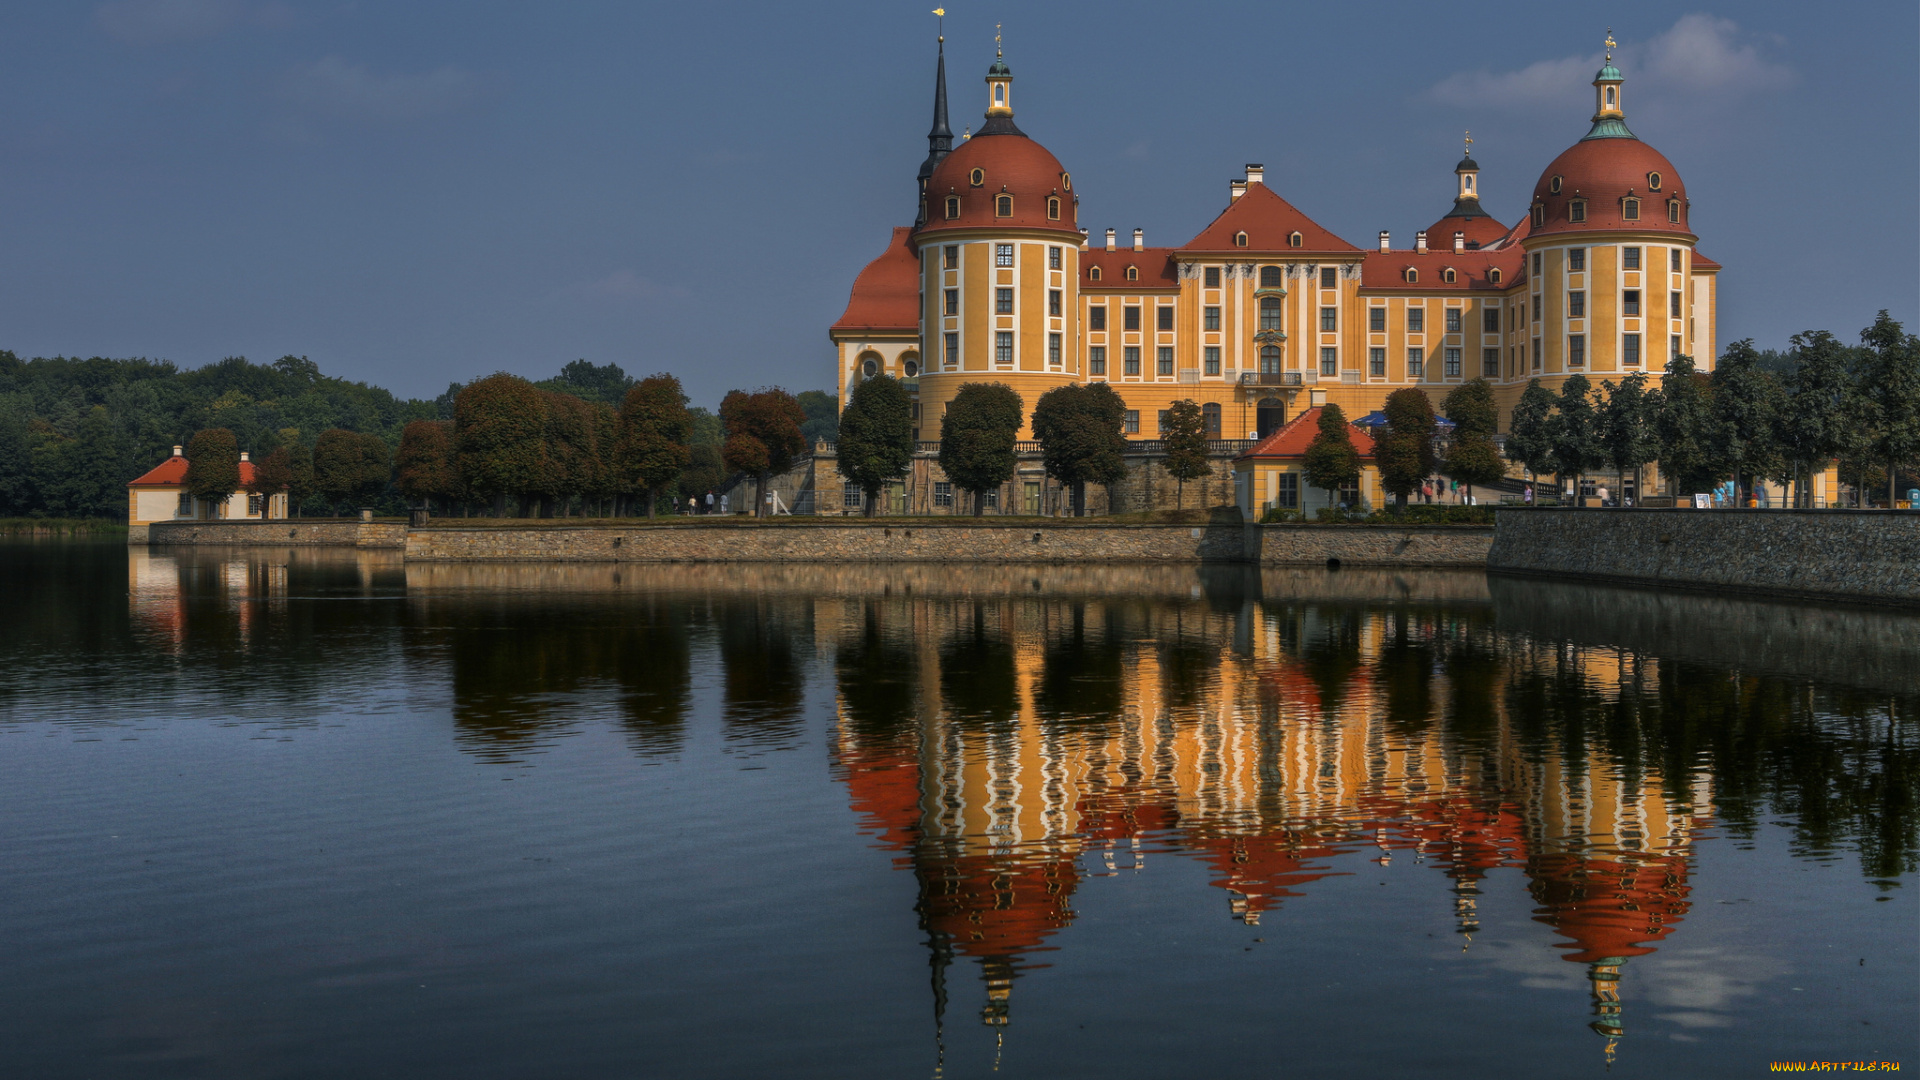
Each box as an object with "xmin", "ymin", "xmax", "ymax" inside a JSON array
[{"xmin": 2, "ymin": 540, "xmax": 1915, "ymax": 1078}]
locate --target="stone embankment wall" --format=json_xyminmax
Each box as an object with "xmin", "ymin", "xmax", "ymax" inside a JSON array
[
  {"xmin": 1489, "ymin": 509, "xmax": 1920, "ymax": 605},
  {"xmin": 148, "ymin": 519, "xmax": 409, "ymax": 548},
  {"xmin": 1252, "ymin": 525, "xmax": 1493, "ymax": 567}
]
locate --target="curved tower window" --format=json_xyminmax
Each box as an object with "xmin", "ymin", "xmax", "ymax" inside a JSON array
[
  {"xmin": 1668, "ymin": 199, "xmax": 1681, "ymax": 223},
  {"xmin": 995, "ymin": 195, "xmax": 1013, "ymax": 217},
  {"xmin": 945, "ymin": 196, "xmax": 960, "ymax": 219},
  {"xmin": 1046, "ymin": 197, "xmax": 1060, "ymax": 220},
  {"xmin": 1622, "ymin": 198, "xmax": 1640, "ymax": 221},
  {"xmin": 1259, "ymin": 296, "xmax": 1283, "ymax": 331}
]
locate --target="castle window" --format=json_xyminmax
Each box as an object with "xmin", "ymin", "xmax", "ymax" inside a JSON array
[
  {"xmin": 1568, "ymin": 291, "xmax": 1585, "ymax": 319},
  {"xmin": 1047, "ymin": 197, "xmax": 1060, "ymax": 220},
  {"xmin": 1089, "ymin": 266, "xmax": 1101, "ymax": 281},
  {"xmin": 1049, "ymin": 333, "xmax": 1063, "ymax": 368},
  {"xmin": 1204, "ymin": 305, "xmax": 1220, "ymax": 330},
  {"xmin": 861, "ymin": 355, "xmax": 879, "ymax": 378},
  {"xmin": 1158, "ymin": 347, "xmax": 1174, "ymax": 376},
  {"xmin": 996, "ymin": 195, "xmax": 1013, "ymax": 217},
  {"xmin": 1203, "ymin": 402, "xmax": 1221, "ymax": 434},
  {"xmin": 1124, "ymin": 306, "xmax": 1141, "ymax": 331},
  {"xmin": 1370, "ymin": 347, "xmax": 1386, "ymax": 377},
  {"xmin": 1569, "ymin": 200, "xmax": 1587, "ymax": 223},
  {"xmin": 1288, "ymin": 231, "xmax": 1303, "ymax": 248},
  {"xmin": 1204, "ymin": 347, "xmax": 1220, "ymax": 376},
  {"xmin": 1624, "ymin": 334, "xmax": 1641, "ymax": 367},
  {"xmin": 1549, "ymin": 175, "xmax": 1563, "ymax": 194},
  {"xmin": 1568, "ymin": 248, "xmax": 1586, "ymax": 272},
  {"xmin": 1049, "ymin": 246, "xmax": 1062, "ymax": 269},
  {"xmin": 1647, "ymin": 171, "xmax": 1662, "ymax": 191},
  {"xmin": 1672, "ymin": 248, "xmax": 1682, "ymax": 273},
  {"xmin": 1090, "ymin": 346, "xmax": 1107, "ymax": 375},
  {"xmin": 995, "ymin": 331, "xmax": 1014, "ymax": 366},
  {"xmin": 1049, "ymin": 289, "xmax": 1062, "ymax": 316},
  {"xmin": 1061, "ymin": 172, "xmax": 1071, "ymax": 190},
  {"xmin": 1259, "ymin": 296, "xmax": 1283, "ymax": 331},
  {"xmin": 996, "ymin": 288, "xmax": 1013, "ymax": 314},
  {"xmin": 1125, "ymin": 266, "xmax": 1139, "ymax": 281},
  {"xmin": 1531, "ymin": 204, "xmax": 1545, "ymax": 228},
  {"xmin": 1234, "ymin": 231, "xmax": 1248, "ymax": 247},
  {"xmin": 1369, "ymin": 307, "xmax": 1386, "ymax": 332},
  {"xmin": 1482, "ymin": 347, "xmax": 1499, "ymax": 377},
  {"xmin": 1259, "ymin": 345, "xmax": 1282, "ymax": 373},
  {"xmin": 1622, "ymin": 198, "xmax": 1640, "ymax": 221},
  {"xmin": 1124, "ymin": 410, "xmax": 1139, "ymax": 434},
  {"xmin": 1204, "ymin": 266, "xmax": 1220, "ymax": 288},
  {"xmin": 1624, "ymin": 290, "xmax": 1640, "ymax": 316},
  {"xmin": 1488, "ymin": 268, "xmax": 1502, "ymax": 285},
  {"xmin": 1404, "ymin": 268, "xmax": 1418, "ymax": 284},
  {"xmin": 1260, "ymin": 265, "xmax": 1283, "ymax": 288},
  {"xmin": 1483, "ymin": 308, "xmax": 1500, "ymax": 333},
  {"xmin": 1442, "ymin": 267, "xmax": 1457, "ymax": 284},
  {"xmin": 1321, "ymin": 267, "xmax": 1337, "ymax": 288},
  {"xmin": 1672, "ymin": 334, "xmax": 1683, "ymax": 358},
  {"xmin": 1668, "ymin": 199, "xmax": 1681, "ymax": 223},
  {"xmin": 904, "ymin": 359, "xmax": 919, "ymax": 377},
  {"xmin": 944, "ymin": 333, "xmax": 958, "ymax": 367},
  {"xmin": 1320, "ymin": 306, "xmax": 1337, "ymax": 332},
  {"xmin": 1321, "ymin": 348, "xmax": 1337, "ymax": 376},
  {"xmin": 969, "ymin": 168, "xmax": 984, "ymax": 187},
  {"xmin": 944, "ymin": 245, "xmax": 958, "ymax": 269},
  {"xmin": 945, "ymin": 196, "xmax": 960, "ymax": 220},
  {"xmin": 1407, "ymin": 347, "xmax": 1424, "ymax": 379},
  {"xmin": 1670, "ymin": 290, "xmax": 1682, "ymax": 318},
  {"xmin": 1157, "ymin": 306, "xmax": 1174, "ymax": 331},
  {"xmin": 945, "ymin": 288, "xmax": 958, "ymax": 316},
  {"xmin": 1124, "ymin": 347, "xmax": 1141, "ymax": 376},
  {"xmin": 1624, "ymin": 246, "xmax": 1641, "ymax": 270},
  {"xmin": 1089, "ymin": 305, "xmax": 1106, "ymax": 330},
  {"xmin": 1446, "ymin": 309, "xmax": 1462, "ymax": 333},
  {"xmin": 1407, "ymin": 308, "xmax": 1424, "ymax": 334},
  {"xmin": 1444, "ymin": 348, "xmax": 1462, "ymax": 378},
  {"xmin": 1532, "ymin": 252, "xmax": 1542, "ymax": 275},
  {"xmin": 1568, "ymin": 335, "xmax": 1586, "ymax": 368},
  {"xmin": 996, "ymin": 243, "xmax": 1013, "ymax": 267}
]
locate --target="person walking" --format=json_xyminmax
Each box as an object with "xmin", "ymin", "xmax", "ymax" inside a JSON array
[{"xmin": 704, "ymin": 491, "xmax": 715, "ymax": 515}]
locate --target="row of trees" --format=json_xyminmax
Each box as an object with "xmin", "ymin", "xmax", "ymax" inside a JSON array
[{"xmin": 1505, "ymin": 312, "xmax": 1920, "ymax": 506}]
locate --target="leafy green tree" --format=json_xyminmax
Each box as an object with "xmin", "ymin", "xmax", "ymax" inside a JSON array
[
  {"xmin": 251, "ymin": 444, "xmax": 295, "ymax": 516},
  {"xmin": 617, "ymin": 374, "xmax": 692, "ymax": 517},
  {"xmin": 836, "ymin": 374, "xmax": 914, "ymax": 517},
  {"xmin": 313, "ymin": 429, "xmax": 389, "ymax": 514},
  {"xmin": 1031, "ymin": 382, "xmax": 1128, "ymax": 517},
  {"xmin": 1161, "ymin": 399, "xmax": 1211, "ymax": 510},
  {"xmin": 540, "ymin": 391, "xmax": 600, "ymax": 517},
  {"xmin": 41, "ymin": 405, "xmax": 128, "ymax": 519},
  {"xmin": 455, "ymin": 373, "xmax": 549, "ymax": 516},
  {"xmin": 1302, "ymin": 402, "xmax": 1361, "ymax": 509},
  {"xmin": 1599, "ymin": 372, "xmax": 1660, "ymax": 505},
  {"xmin": 1653, "ymin": 355, "xmax": 1720, "ymax": 496},
  {"xmin": 1858, "ymin": 311, "xmax": 1920, "ymax": 507},
  {"xmin": 1780, "ymin": 330, "xmax": 1857, "ymax": 507},
  {"xmin": 394, "ymin": 420, "xmax": 458, "ymax": 513},
  {"xmin": 1709, "ymin": 341, "xmax": 1787, "ymax": 506},
  {"xmin": 535, "ymin": 359, "xmax": 633, "ymax": 406},
  {"xmin": 1376, "ymin": 388, "xmax": 1436, "ymax": 510},
  {"xmin": 938, "ymin": 382, "xmax": 1024, "ymax": 516},
  {"xmin": 1441, "ymin": 379, "xmax": 1505, "ymax": 501},
  {"xmin": 282, "ymin": 437, "xmax": 316, "ymax": 518},
  {"xmin": 720, "ymin": 388, "xmax": 808, "ymax": 517},
  {"xmin": 183, "ymin": 428, "xmax": 240, "ymax": 518},
  {"xmin": 1505, "ymin": 379, "xmax": 1561, "ymax": 492},
  {"xmin": 797, "ymin": 390, "xmax": 840, "ymax": 447},
  {"xmin": 1549, "ymin": 374, "xmax": 1603, "ymax": 501}
]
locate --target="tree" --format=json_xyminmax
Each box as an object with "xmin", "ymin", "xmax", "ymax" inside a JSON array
[
  {"xmin": 539, "ymin": 391, "xmax": 599, "ymax": 517},
  {"xmin": 1302, "ymin": 402, "xmax": 1361, "ymax": 509},
  {"xmin": 1031, "ymin": 382, "xmax": 1128, "ymax": 517},
  {"xmin": 1441, "ymin": 379, "xmax": 1505, "ymax": 502},
  {"xmin": 938, "ymin": 382, "xmax": 1024, "ymax": 516},
  {"xmin": 616, "ymin": 374, "xmax": 692, "ymax": 517},
  {"xmin": 394, "ymin": 420, "xmax": 457, "ymax": 513},
  {"xmin": 720, "ymin": 388, "xmax": 808, "ymax": 517},
  {"xmin": 1376, "ymin": 388, "xmax": 1437, "ymax": 510},
  {"xmin": 1709, "ymin": 341, "xmax": 1786, "ymax": 506},
  {"xmin": 1548, "ymin": 374, "xmax": 1603, "ymax": 501},
  {"xmin": 455, "ymin": 373, "xmax": 549, "ymax": 516},
  {"xmin": 1161, "ymin": 399, "xmax": 1211, "ymax": 510},
  {"xmin": 1653, "ymin": 355, "xmax": 1720, "ymax": 496},
  {"xmin": 836, "ymin": 374, "xmax": 914, "ymax": 517},
  {"xmin": 797, "ymin": 390, "xmax": 840, "ymax": 447},
  {"xmin": 1599, "ymin": 372, "xmax": 1660, "ymax": 505},
  {"xmin": 251, "ymin": 443, "xmax": 295, "ymax": 516},
  {"xmin": 1779, "ymin": 330, "xmax": 1856, "ymax": 507},
  {"xmin": 535, "ymin": 359, "xmax": 633, "ymax": 406},
  {"xmin": 313, "ymin": 429, "xmax": 389, "ymax": 513},
  {"xmin": 1504, "ymin": 379, "xmax": 1561, "ymax": 493},
  {"xmin": 183, "ymin": 428, "xmax": 240, "ymax": 518},
  {"xmin": 1858, "ymin": 311, "xmax": 1920, "ymax": 507}
]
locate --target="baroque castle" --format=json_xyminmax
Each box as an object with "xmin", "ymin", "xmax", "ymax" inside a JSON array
[{"xmin": 831, "ymin": 31, "xmax": 1719, "ymax": 455}]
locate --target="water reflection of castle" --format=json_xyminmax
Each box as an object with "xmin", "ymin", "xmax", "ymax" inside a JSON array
[{"xmin": 830, "ymin": 596, "xmax": 1707, "ymax": 1060}]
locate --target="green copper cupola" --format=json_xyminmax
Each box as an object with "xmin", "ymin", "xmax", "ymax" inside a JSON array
[{"xmin": 1583, "ymin": 30, "xmax": 1637, "ymax": 140}]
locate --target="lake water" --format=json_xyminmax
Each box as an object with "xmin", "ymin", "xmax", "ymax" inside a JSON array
[{"xmin": 1, "ymin": 540, "xmax": 1914, "ymax": 1078}]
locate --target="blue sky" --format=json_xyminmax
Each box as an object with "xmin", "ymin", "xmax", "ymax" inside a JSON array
[{"xmin": 0, "ymin": 1, "xmax": 1912, "ymax": 407}]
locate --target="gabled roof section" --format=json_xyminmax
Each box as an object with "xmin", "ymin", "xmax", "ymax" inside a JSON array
[
  {"xmin": 831, "ymin": 227, "xmax": 921, "ymax": 337},
  {"xmin": 129, "ymin": 455, "xmax": 257, "ymax": 488},
  {"xmin": 1237, "ymin": 407, "xmax": 1376, "ymax": 461},
  {"xmin": 1360, "ymin": 248, "xmax": 1525, "ymax": 293},
  {"xmin": 1081, "ymin": 247, "xmax": 1179, "ymax": 291},
  {"xmin": 1179, "ymin": 183, "xmax": 1362, "ymax": 255},
  {"xmin": 1691, "ymin": 251, "xmax": 1721, "ymax": 270}
]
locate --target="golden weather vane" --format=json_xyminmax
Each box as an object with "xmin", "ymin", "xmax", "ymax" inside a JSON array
[
  {"xmin": 932, "ymin": 8, "xmax": 944, "ymax": 42},
  {"xmin": 1465, "ymin": 130, "xmax": 1472, "ymax": 156},
  {"xmin": 995, "ymin": 22, "xmax": 1002, "ymax": 58},
  {"xmin": 1605, "ymin": 28, "xmax": 1615, "ymax": 61}
]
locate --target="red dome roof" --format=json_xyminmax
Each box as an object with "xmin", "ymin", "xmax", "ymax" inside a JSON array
[
  {"xmin": 917, "ymin": 132, "xmax": 1080, "ymax": 237},
  {"xmin": 1423, "ymin": 208, "xmax": 1510, "ymax": 251},
  {"xmin": 1529, "ymin": 137, "xmax": 1691, "ymax": 239}
]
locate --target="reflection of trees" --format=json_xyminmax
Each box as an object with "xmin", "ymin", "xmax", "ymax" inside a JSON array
[
  {"xmin": 1033, "ymin": 603, "xmax": 1122, "ymax": 723},
  {"xmin": 836, "ymin": 601, "xmax": 919, "ymax": 741},
  {"xmin": 614, "ymin": 599, "xmax": 693, "ymax": 759},
  {"xmin": 938, "ymin": 603, "xmax": 1018, "ymax": 727},
  {"xmin": 717, "ymin": 597, "xmax": 811, "ymax": 752}
]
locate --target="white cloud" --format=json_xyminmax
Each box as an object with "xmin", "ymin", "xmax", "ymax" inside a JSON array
[
  {"xmin": 282, "ymin": 56, "xmax": 489, "ymax": 123},
  {"xmin": 1427, "ymin": 14, "xmax": 1791, "ymax": 112},
  {"xmin": 94, "ymin": 0, "xmax": 291, "ymax": 45}
]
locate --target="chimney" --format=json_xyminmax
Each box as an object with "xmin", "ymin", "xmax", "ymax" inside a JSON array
[
  {"xmin": 172, "ymin": 445, "xmax": 183, "ymax": 457},
  {"xmin": 1416, "ymin": 230, "xmax": 1429, "ymax": 254},
  {"xmin": 1132, "ymin": 228, "xmax": 1144, "ymax": 252},
  {"xmin": 240, "ymin": 451, "xmax": 250, "ymax": 462},
  {"xmin": 1078, "ymin": 227, "xmax": 1089, "ymax": 249},
  {"xmin": 1105, "ymin": 228, "xmax": 1116, "ymax": 252},
  {"xmin": 1229, "ymin": 179, "xmax": 1247, "ymax": 202},
  {"xmin": 1453, "ymin": 231, "xmax": 1465, "ymax": 254},
  {"xmin": 1378, "ymin": 230, "xmax": 1390, "ymax": 253},
  {"xmin": 1245, "ymin": 163, "xmax": 1265, "ymax": 186}
]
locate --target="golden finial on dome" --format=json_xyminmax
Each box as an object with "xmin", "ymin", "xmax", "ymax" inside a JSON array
[
  {"xmin": 995, "ymin": 22, "xmax": 1002, "ymax": 58},
  {"xmin": 1605, "ymin": 29, "xmax": 1616, "ymax": 61},
  {"xmin": 1465, "ymin": 130, "xmax": 1472, "ymax": 157},
  {"xmin": 933, "ymin": 8, "xmax": 944, "ymax": 43}
]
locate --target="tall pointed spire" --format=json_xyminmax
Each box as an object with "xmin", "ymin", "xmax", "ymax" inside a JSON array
[{"xmin": 915, "ymin": 13, "xmax": 954, "ymax": 225}]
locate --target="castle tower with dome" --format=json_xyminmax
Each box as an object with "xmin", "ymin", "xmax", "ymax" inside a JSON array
[{"xmin": 830, "ymin": 30, "xmax": 1722, "ymax": 511}]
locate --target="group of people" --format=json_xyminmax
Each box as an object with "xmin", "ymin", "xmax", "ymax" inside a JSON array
[{"xmin": 682, "ymin": 490, "xmax": 727, "ymax": 515}]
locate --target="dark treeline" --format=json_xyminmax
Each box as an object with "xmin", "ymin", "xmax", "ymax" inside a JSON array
[{"xmin": 0, "ymin": 351, "xmax": 838, "ymax": 519}]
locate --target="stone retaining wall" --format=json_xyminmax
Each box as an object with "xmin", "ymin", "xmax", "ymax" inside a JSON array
[
  {"xmin": 148, "ymin": 519, "xmax": 409, "ymax": 548},
  {"xmin": 1489, "ymin": 508, "xmax": 1920, "ymax": 605},
  {"xmin": 1252, "ymin": 525, "xmax": 1493, "ymax": 567}
]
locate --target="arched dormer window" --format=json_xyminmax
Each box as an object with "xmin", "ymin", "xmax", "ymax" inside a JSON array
[
  {"xmin": 1488, "ymin": 267, "xmax": 1502, "ymax": 285},
  {"xmin": 1125, "ymin": 266, "xmax": 1139, "ymax": 281},
  {"xmin": 944, "ymin": 196, "xmax": 961, "ymax": 220},
  {"xmin": 1259, "ymin": 265, "xmax": 1283, "ymax": 288},
  {"xmin": 1668, "ymin": 198, "xmax": 1682, "ymax": 223},
  {"xmin": 1549, "ymin": 175, "xmax": 1563, "ymax": 195},
  {"xmin": 1234, "ymin": 231, "xmax": 1248, "ymax": 247},
  {"xmin": 1531, "ymin": 204, "xmax": 1546, "ymax": 228},
  {"xmin": 1089, "ymin": 266, "xmax": 1101, "ymax": 282},
  {"xmin": 1442, "ymin": 267, "xmax": 1457, "ymax": 284},
  {"xmin": 1288, "ymin": 231, "xmax": 1303, "ymax": 248},
  {"xmin": 1622, "ymin": 197, "xmax": 1640, "ymax": 221},
  {"xmin": 1568, "ymin": 200, "xmax": 1587, "ymax": 224},
  {"xmin": 1647, "ymin": 171, "xmax": 1662, "ymax": 191},
  {"xmin": 1046, "ymin": 197, "xmax": 1060, "ymax": 220},
  {"xmin": 860, "ymin": 354, "xmax": 880, "ymax": 379},
  {"xmin": 1404, "ymin": 268, "xmax": 1419, "ymax": 284},
  {"xmin": 995, "ymin": 195, "xmax": 1013, "ymax": 217},
  {"xmin": 969, "ymin": 168, "xmax": 984, "ymax": 187}
]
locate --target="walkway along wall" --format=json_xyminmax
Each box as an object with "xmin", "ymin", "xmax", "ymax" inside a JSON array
[{"xmin": 1488, "ymin": 508, "xmax": 1920, "ymax": 606}]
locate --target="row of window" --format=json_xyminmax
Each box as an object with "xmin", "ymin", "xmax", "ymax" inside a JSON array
[
  {"xmin": 1118, "ymin": 405, "xmax": 1226, "ymax": 436},
  {"xmin": 1363, "ymin": 307, "xmax": 1498, "ymax": 334},
  {"xmin": 943, "ymin": 195, "xmax": 1064, "ymax": 221},
  {"xmin": 1398, "ymin": 266, "xmax": 1495, "ymax": 285},
  {"xmin": 1530, "ymin": 246, "xmax": 1684, "ymax": 276},
  {"xmin": 1529, "ymin": 195, "xmax": 1683, "ymax": 227},
  {"xmin": 939, "ymin": 244, "xmax": 1068, "ymax": 270},
  {"xmin": 1266, "ymin": 473, "xmax": 1362, "ymax": 509}
]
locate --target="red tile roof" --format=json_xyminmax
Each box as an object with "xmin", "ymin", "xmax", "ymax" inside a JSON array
[
  {"xmin": 831, "ymin": 227, "xmax": 921, "ymax": 335},
  {"xmin": 1691, "ymin": 251, "xmax": 1721, "ymax": 270},
  {"xmin": 1081, "ymin": 246, "xmax": 1179, "ymax": 290},
  {"xmin": 915, "ymin": 131, "xmax": 1082, "ymax": 240},
  {"xmin": 1528, "ymin": 137, "xmax": 1694, "ymax": 241},
  {"xmin": 1359, "ymin": 248, "xmax": 1525, "ymax": 292},
  {"xmin": 1179, "ymin": 182, "xmax": 1361, "ymax": 254},
  {"xmin": 129, "ymin": 454, "xmax": 257, "ymax": 488},
  {"xmin": 1421, "ymin": 210, "xmax": 1510, "ymax": 252},
  {"xmin": 1237, "ymin": 406, "xmax": 1375, "ymax": 460}
]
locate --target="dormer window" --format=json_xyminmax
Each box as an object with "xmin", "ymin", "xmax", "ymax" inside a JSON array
[
  {"xmin": 1531, "ymin": 204, "xmax": 1546, "ymax": 228},
  {"xmin": 969, "ymin": 168, "xmax": 984, "ymax": 187},
  {"xmin": 1404, "ymin": 268, "xmax": 1418, "ymax": 284},
  {"xmin": 1288, "ymin": 231, "xmax": 1303, "ymax": 248},
  {"xmin": 1549, "ymin": 175, "xmax": 1563, "ymax": 194},
  {"xmin": 1569, "ymin": 200, "xmax": 1587, "ymax": 223},
  {"xmin": 1061, "ymin": 172, "xmax": 1072, "ymax": 191},
  {"xmin": 1647, "ymin": 171, "xmax": 1662, "ymax": 191},
  {"xmin": 1046, "ymin": 197, "xmax": 1060, "ymax": 220},
  {"xmin": 995, "ymin": 195, "xmax": 1013, "ymax": 217},
  {"xmin": 944, "ymin": 196, "xmax": 960, "ymax": 220},
  {"xmin": 1488, "ymin": 267, "xmax": 1502, "ymax": 285},
  {"xmin": 1125, "ymin": 266, "xmax": 1138, "ymax": 281},
  {"xmin": 1668, "ymin": 199, "xmax": 1681, "ymax": 223},
  {"xmin": 1259, "ymin": 265, "xmax": 1282, "ymax": 288},
  {"xmin": 1442, "ymin": 267, "xmax": 1457, "ymax": 284},
  {"xmin": 1089, "ymin": 266, "xmax": 1101, "ymax": 281},
  {"xmin": 1622, "ymin": 197, "xmax": 1640, "ymax": 221},
  {"xmin": 1234, "ymin": 231, "xmax": 1248, "ymax": 247}
]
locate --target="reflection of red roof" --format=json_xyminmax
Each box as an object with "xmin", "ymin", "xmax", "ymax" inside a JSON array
[
  {"xmin": 1081, "ymin": 247, "xmax": 1179, "ymax": 291},
  {"xmin": 1360, "ymin": 248, "xmax": 1526, "ymax": 292},
  {"xmin": 831, "ymin": 227, "xmax": 921, "ymax": 335},
  {"xmin": 920, "ymin": 853, "xmax": 1079, "ymax": 960},
  {"xmin": 1529, "ymin": 853, "xmax": 1692, "ymax": 963},
  {"xmin": 1237, "ymin": 406, "xmax": 1376, "ymax": 460},
  {"xmin": 1180, "ymin": 183, "xmax": 1361, "ymax": 254},
  {"xmin": 1188, "ymin": 831, "xmax": 1346, "ymax": 921},
  {"xmin": 129, "ymin": 455, "xmax": 257, "ymax": 488},
  {"xmin": 837, "ymin": 747, "xmax": 923, "ymax": 853}
]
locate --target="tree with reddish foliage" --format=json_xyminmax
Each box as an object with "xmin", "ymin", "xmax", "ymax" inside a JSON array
[
  {"xmin": 455, "ymin": 373, "xmax": 548, "ymax": 516},
  {"xmin": 539, "ymin": 390, "xmax": 599, "ymax": 516},
  {"xmin": 617, "ymin": 374, "xmax": 693, "ymax": 516},
  {"xmin": 250, "ymin": 444, "xmax": 295, "ymax": 517},
  {"xmin": 182, "ymin": 428, "xmax": 240, "ymax": 518},
  {"xmin": 720, "ymin": 388, "xmax": 807, "ymax": 517},
  {"xmin": 394, "ymin": 419, "xmax": 459, "ymax": 514}
]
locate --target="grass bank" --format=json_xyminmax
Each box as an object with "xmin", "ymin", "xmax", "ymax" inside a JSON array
[{"xmin": 0, "ymin": 518, "xmax": 128, "ymax": 535}]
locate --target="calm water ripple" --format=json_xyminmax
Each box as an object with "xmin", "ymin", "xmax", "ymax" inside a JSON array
[{"xmin": 0, "ymin": 540, "xmax": 1913, "ymax": 1078}]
